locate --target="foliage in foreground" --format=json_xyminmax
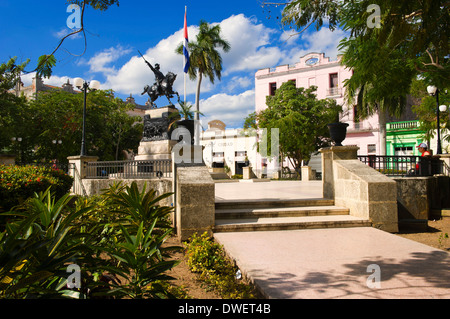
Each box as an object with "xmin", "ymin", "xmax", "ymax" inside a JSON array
[
  {"xmin": 0, "ymin": 182, "xmax": 180, "ymax": 299},
  {"xmin": 185, "ymin": 232, "xmax": 257, "ymax": 299},
  {"xmin": 0, "ymin": 165, "xmax": 74, "ymax": 213}
]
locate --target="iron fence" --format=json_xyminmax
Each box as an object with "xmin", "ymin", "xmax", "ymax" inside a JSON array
[
  {"xmin": 85, "ymin": 160, "xmax": 172, "ymax": 179},
  {"xmin": 358, "ymin": 155, "xmax": 444, "ymax": 177}
]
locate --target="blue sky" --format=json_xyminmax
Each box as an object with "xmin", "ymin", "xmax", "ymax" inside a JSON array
[{"xmin": 0, "ymin": 0, "xmax": 347, "ymax": 128}]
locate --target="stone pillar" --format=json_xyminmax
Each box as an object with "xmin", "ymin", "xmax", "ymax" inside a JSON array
[
  {"xmin": 438, "ymin": 154, "xmax": 450, "ymax": 171},
  {"xmin": 174, "ymin": 164, "xmax": 215, "ymax": 241},
  {"xmin": 301, "ymin": 166, "xmax": 313, "ymax": 181},
  {"xmin": 320, "ymin": 146, "xmax": 359, "ymax": 199},
  {"xmin": 243, "ymin": 166, "xmax": 255, "ymax": 180},
  {"xmin": 67, "ymin": 156, "xmax": 98, "ymax": 195}
]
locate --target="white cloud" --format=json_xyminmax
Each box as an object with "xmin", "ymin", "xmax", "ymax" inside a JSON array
[
  {"xmin": 280, "ymin": 27, "xmax": 348, "ymax": 64},
  {"xmin": 302, "ymin": 27, "xmax": 347, "ymax": 58},
  {"xmin": 199, "ymin": 90, "xmax": 255, "ymax": 128},
  {"xmin": 85, "ymin": 45, "xmax": 133, "ymax": 76},
  {"xmin": 219, "ymin": 14, "xmax": 282, "ymax": 75},
  {"xmin": 96, "ymin": 14, "xmax": 283, "ymax": 100},
  {"xmin": 280, "ymin": 30, "xmax": 299, "ymax": 46},
  {"xmin": 53, "ymin": 27, "xmax": 82, "ymax": 40},
  {"xmin": 224, "ymin": 76, "xmax": 253, "ymax": 93},
  {"xmin": 54, "ymin": 14, "xmax": 348, "ymax": 128}
]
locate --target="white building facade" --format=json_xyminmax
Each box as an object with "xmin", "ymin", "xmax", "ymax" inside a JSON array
[{"xmin": 201, "ymin": 120, "xmax": 280, "ymax": 178}]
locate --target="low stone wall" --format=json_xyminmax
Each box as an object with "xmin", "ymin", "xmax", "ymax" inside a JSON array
[
  {"xmin": 333, "ymin": 160, "xmax": 398, "ymax": 233},
  {"xmin": 321, "ymin": 146, "xmax": 398, "ymax": 233},
  {"xmin": 394, "ymin": 176, "xmax": 450, "ymax": 230},
  {"xmin": 82, "ymin": 178, "xmax": 173, "ymax": 207}
]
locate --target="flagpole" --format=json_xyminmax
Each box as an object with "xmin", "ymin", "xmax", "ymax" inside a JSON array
[{"xmin": 184, "ymin": 6, "xmax": 187, "ymax": 105}]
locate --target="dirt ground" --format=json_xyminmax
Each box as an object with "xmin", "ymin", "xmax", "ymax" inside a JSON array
[
  {"xmin": 164, "ymin": 237, "xmax": 222, "ymax": 299},
  {"xmin": 396, "ymin": 217, "xmax": 450, "ymax": 251},
  {"xmin": 165, "ymin": 218, "xmax": 450, "ymax": 299}
]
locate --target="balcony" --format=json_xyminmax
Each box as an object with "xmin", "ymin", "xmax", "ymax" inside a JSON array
[
  {"xmin": 386, "ymin": 121, "xmax": 420, "ymax": 131},
  {"xmin": 327, "ymin": 87, "xmax": 342, "ymax": 97}
]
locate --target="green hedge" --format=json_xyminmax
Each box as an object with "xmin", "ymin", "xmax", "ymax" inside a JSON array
[{"xmin": 0, "ymin": 165, "xmax": 73, "ymax": 212}]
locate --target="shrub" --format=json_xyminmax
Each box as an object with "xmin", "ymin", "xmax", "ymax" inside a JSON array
[
  {"xmin": 0, "ymin": 165, "xmax": 73, "ymax": 212},
  {"xmin": 185, "ymin": 232, "xmax": 257, "ymax": 299},
  {"xmin": 0, "ymin": 182, "xmax": 180, "ymax": 299}
]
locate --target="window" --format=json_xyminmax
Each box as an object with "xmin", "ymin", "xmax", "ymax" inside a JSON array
[
  {"xmin": 235, "ymin": 151, "xmax": 247, "ymax": 157},
  {"xmin": 368, "ymin": 144, "xmax": 376, "ymax": 154},
  {"xmin": 328, "ymin": 73, "xmax": 340, "ymax": 96},
  {"xmin": 269, "ymin": 82, "xmax": 277, "ymax": 96},
  {"xmin": 329, "ymin": 73, "xmax": 339, "ymax": 88},
  {"xmin": 289, "ymin": 79, "xmax": 296, "ymax": 87}
]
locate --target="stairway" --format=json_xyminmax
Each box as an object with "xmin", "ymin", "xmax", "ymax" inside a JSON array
[{"xmin": 214, "ymin": 198, "xmax": 371, "ymax": 233}]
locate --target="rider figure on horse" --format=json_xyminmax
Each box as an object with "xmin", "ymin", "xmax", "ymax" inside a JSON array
[
  {"xmin": 145, "ymin": 61, "xmax": 165, "ymax": 95},
  {"xmin": 139, "ymin": 51, "xmax": 180, "ymax": 108}
]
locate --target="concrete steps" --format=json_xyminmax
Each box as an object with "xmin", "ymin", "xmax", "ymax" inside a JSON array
[{"xmin": 214, "ymin": 199, "xmax": 371, "ymax": 233}]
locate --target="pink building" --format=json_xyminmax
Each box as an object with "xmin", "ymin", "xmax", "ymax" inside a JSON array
[{"xmin": 255, "ymin": 53, "xmax": 384, "ymax": 156}]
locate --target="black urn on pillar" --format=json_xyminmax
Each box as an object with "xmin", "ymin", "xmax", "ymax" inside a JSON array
[
  {"xmin": 327, "ymin": 122, "xmax": 349, "ymax": 146},
  {"xmin": 175, "ymin": 119, "xmax": 195, "ymax": 145}
]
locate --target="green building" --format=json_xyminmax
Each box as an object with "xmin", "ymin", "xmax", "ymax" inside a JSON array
[{"xmin": 386, "ymin": 121, "xmax": 426, "ymax": 156}]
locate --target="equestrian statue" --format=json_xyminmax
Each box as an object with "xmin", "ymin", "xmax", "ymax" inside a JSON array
[{"xmin": 139, "ymin": 50, "xmax": 180, "ymax": 108}]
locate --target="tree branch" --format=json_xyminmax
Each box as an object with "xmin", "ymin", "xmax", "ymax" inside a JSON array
[{"xmin": 23, "ymin": 0, "xmax": 88, "ymax": 76}]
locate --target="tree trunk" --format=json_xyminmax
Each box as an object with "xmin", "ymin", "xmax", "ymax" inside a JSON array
[
  {"xmin": 195, "ymin": 72, "xmax": 203, "ymax": 121},
  {"xmin": 378, "ymin": 111, "xmax": 387, "ymax": 156},
  {"xmin": 194, "ymin": 72, "xmax": 203, "ymax": 145}
]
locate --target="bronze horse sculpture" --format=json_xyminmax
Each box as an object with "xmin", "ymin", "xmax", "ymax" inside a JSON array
[
  {"xmin": 139, "ymin": 51, "xmax": 180, "ymax": 108},
  {"xmin": 141, "ymin": 71, "xmax": 180, "ymax": 108}
]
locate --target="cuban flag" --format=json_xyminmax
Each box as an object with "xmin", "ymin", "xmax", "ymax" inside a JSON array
[{"xmin": 183, "ymin": 7, "xmax": 190, "ymax": 73}]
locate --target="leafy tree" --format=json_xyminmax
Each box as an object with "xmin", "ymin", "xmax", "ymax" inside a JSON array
[
  {"xmin": 265, "ymin": 0, "xmax": 450, "ymax": 117},
  {"xmin": 4, "ymin": 89, "xmax": 142, "ymax": 163},
  {"xmin": 253, "ymin": 81, "xmax": 341, "ymax": 171},
  {"xmin": 0, "ymin": 57, "xmax": 29, "ymax": 94},
  {"xmin": 176, "ymin": 21, "xmax": 231, "ymax": 122},
  {"xmin": 0, "ymin": 58, "xmax": 34, "ymax": 156}
]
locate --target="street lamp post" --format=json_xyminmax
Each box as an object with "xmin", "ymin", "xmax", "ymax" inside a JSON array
[
  {"xmin": 74, "ymin": 78, "xmax": 100, "ymax": 156},
  {"xmin": 11, "ymin": 137, "xmax": 22, "ymax": 163},
  {"xmin": 52, "ymin": 139, "xmax": 62, "ymax": 161},
  {"xmin": 427, "ymin": 86, "xmax": 448, "ymax": 155}
]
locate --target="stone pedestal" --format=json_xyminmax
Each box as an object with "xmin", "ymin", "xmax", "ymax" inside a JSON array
[
  {"xmin": 136, "ymin": 106, "xmax": 179, "ymax": 161},
  {"xmin": 135, "ymin": 140, "xmax": 178, "ymax": 161}
]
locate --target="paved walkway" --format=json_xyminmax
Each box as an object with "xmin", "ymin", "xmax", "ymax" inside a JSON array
[
  {"xmin": 214, "ymin": 180, "xmax": 450, "ymax": 299},
  {"xmin": 215, "ymin": 180, "xmax": 324, "ymax": 201}
]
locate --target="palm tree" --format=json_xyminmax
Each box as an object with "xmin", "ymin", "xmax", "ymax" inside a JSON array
[{"xmin": 176, "ymin": 20, "xmax": 231, "ymax": 122}]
